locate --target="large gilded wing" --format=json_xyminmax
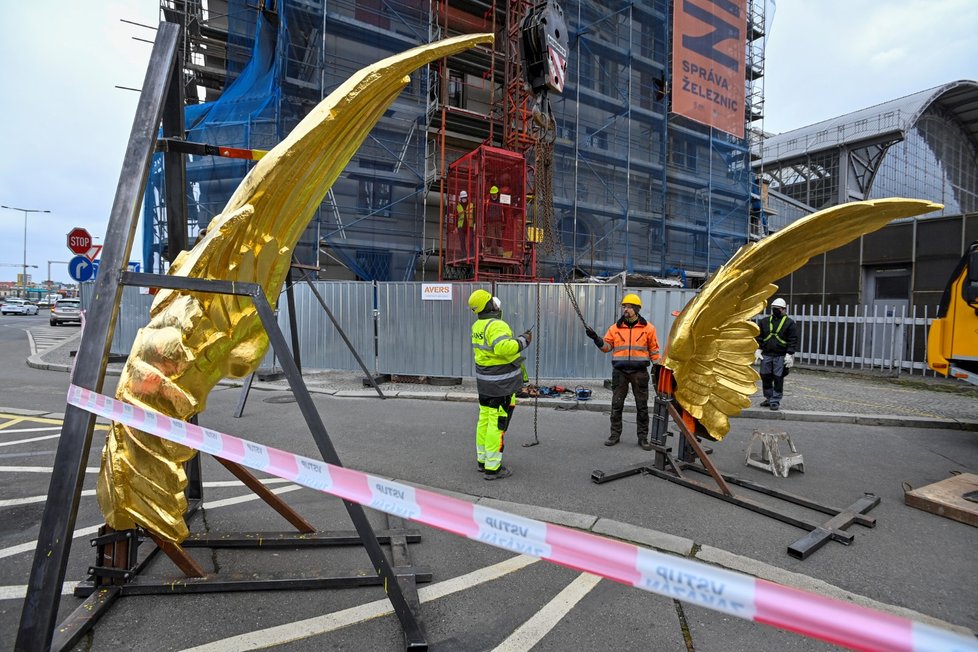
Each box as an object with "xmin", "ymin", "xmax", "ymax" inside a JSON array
[
  {"xmin": 97, "ymin": 34, "xmax": 494, "ymax": 544},
  {"xmin": 663, "ymin": 198, "xmax": 942, "ymax": 442}
]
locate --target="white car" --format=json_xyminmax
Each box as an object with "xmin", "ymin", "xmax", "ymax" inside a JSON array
[{"xmin": 1, "ymin": 298, "xmax": 39, "ymax": 315}]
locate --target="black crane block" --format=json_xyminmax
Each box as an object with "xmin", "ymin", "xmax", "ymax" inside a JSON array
[{"xmin": 519, "ymin": 0, "xmax": 569, "ymax": 95}]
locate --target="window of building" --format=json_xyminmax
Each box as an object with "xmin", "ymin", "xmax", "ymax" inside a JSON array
[
  {"xmin": 599, "ymin": 61, "xmax": 618, "ymax": 97},
  {"xmin": 358, "ymin": 177, "xmax": 392, "ymax": 218},
  {"xmin": 357, "ymin": 158, "xmax": 394, "ymax": 217},
  {"xmin": 639, "ymin": 18, "xmax": 655, "ymax": 58},
  {"xmin": 587, "ymin": 128, "xmax": 608, "ymax": 150},
  {"xmin": 448, "ymin": 70, "xmax": 464, "ymax": 108},
  {"xmin": 669, "ymin": 136, "xmax": 698, "ymax": 170},
  {"xmin": 874, "ymin": 274, "xmax": 910, "ymax": 300},
  {"xmin": 355, "ymin": 0, "xmax": 390, "ymax": 29},
  {"xmin": 355, "ymin": 248, "xmax": 392, "ymax": 281}
]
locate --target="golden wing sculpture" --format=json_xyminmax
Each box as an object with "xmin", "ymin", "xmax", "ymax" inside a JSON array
[
  {"xmin": 663, "ymin": 198, "xmax": 942, "ymax": 442},
  {"xmin": 96, "ymin": 33, "xmax": 494, "ymax": 544}
]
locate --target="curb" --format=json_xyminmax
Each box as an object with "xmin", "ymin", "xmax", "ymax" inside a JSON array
[{"xmin": 27, "ymin": 351, "xmax": 978, "ymax": 431}]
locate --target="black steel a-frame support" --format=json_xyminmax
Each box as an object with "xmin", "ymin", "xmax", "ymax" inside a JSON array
[
  {"xmin": 15, "ymin": 21, "xmax": 425, "ymax": 651},
  {"xmin": 590, "ymin": 368, "xmax": 879, "ymax": 560}
]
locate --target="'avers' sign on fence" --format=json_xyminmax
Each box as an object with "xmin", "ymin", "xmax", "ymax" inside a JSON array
[{"xmin": 421, "ymin": 283, "xmax": 453, "ymax": 301}]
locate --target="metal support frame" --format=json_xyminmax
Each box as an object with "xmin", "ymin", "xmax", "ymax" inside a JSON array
[
  {"xmin": 15, "ymin": 23, "xmax": 183, "ymax": 651},
  {"xmin": 590, "ymin": 370, "xmax": 878, "ymax": 560},
  {"xmin": 233, "ymin": 260, "xmax": 386, "ymax": 417},
  {"xmin": 44, "ymin": 271, "xmax": 431, "ymax": 651},
  {"xmin": 116, "ymin": 271, "xmax": 428, "ymax": 645},
  {"xmin": 16, "ymin": 21, "xmax": 427, "ymax": 651}
]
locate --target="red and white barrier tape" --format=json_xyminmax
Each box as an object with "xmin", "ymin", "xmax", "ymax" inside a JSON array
[{"xmin": 67, "ymin": 384, "xmax": 976, "ymax": 652}]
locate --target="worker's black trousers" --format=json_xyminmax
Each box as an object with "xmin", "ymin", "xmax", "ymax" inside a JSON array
[{"xmin": 609, "ymin": 367, "xmax": 650, "ymax": 441}]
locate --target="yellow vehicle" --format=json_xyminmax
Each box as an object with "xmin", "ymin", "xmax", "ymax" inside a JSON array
[{"xmin": 927, "ymin": 241, "xmax": 978, "ymax": 385}]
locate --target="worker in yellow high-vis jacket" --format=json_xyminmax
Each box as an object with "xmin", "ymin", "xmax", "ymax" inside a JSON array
[{"xmin": 468, "ymin": 289, "xmax": 533, "ymax": 480}]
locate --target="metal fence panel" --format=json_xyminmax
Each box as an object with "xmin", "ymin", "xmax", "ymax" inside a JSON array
[
  {"xmin": 86, "ymin": 282, "xmax": 942, "ymax": 380},
  {"xmin": 496, "ymin": 283, "xmax": 618, "ymax": 379},
  {"xmin": 376, "ymin": 282, "xmax": 490, "ymax": 377},
  {"xmin": 276, "ymin": 281, "xmax": 375, "ymax": 373},
  {"xmin": 80, "ymin": 283, "xmax": 153, "ymax": 356}
]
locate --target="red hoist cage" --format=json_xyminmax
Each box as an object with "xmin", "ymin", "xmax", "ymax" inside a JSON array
[{"xmin": 442, "ymin": 145, "xmax": 536, "ymax": 281}]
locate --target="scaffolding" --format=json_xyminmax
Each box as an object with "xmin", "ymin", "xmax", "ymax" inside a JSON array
[{"xmin": 149, "ymin": 0, "xmax": 765, "ymax": 286}]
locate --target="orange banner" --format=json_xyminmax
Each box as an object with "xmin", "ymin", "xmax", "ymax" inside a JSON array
[{"xmin": 671, "ymin": 0, "xmax": 747, "ymax": 137}]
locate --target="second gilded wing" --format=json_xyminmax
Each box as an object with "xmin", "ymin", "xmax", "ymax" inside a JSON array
[{"xmin": 664, "ymin": 198, "xmax": 942, "ymax": 441}]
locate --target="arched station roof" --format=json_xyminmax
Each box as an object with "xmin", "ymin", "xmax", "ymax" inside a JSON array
[{"xmin": 756, "ymin": 80, "xmax": 978, "ymax": 165}]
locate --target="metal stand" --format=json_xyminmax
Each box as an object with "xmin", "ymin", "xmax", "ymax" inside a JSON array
[
  {"xmin": 15, "ymin": 22, "xmax": 426, "ymax": 651},
  {"xmin": 591, "ymin": 368, "xmax": 878, "ymax": 560}
]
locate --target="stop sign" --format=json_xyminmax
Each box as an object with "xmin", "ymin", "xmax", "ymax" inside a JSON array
[{"xmin": 67, "ymin": 227, "xmax": 92, "ymax": 255}]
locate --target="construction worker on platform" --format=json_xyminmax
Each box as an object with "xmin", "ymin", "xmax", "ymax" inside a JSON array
[
  {"xmin": 586, "ymin": 293, "xmax": 660, "ymax": 450},
  {"xmin": 486, "ymin": 185, "xmax": 503, "ymax": 255},
  {"xmin": 455, "ymin": 190, "xmax": 474, "ymax": 260},
  {"xmin": 755, "ymin": 297, "xmax": 799, "ymax": 411},
  {"xmin": 468, "ymin": 289, "xmax": 533, "ymax": 480}
]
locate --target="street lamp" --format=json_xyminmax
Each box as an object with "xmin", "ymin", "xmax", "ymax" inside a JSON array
[
  {"xmin": 1, "ymin": 205, "xmax": 51, "ymax": 298},
  {"xmin": 48, "ymin": 261, "xmax": 71, "ymax": 293}
]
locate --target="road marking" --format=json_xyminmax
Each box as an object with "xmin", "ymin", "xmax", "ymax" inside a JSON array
[
  {"xmin": 0, "ymin": 489, "xmax": 96, "ymax": 508},
  {"xmin": 0, "ymin": 414, "xmax": 109, "ymax": 430},
  {"xmin": 0, "ymin": 466, "xmax": 100, "ymax": 473},
  {"xmin": 0, "ymin": 525, "xmax": 102, "ymax": 561},
  {"xmin": 0, "ymin": 478, "xmax": 292, "ymax": 508},
  {"xmin": 0, "ymin": 581, "xmax": 78, "ymax": 601},
  {"xmin": 0, "ymin": 485, "xmax": 303, "ymax": 560},
  {"xmin": 0, "ymin": 450, "xmax": 58, "ymax": 459},
  {"xmin": 492, "ymin": 572, "xmax": 602, "ymax": 651},
  {"xmin": 27, "ymin": 326, "xmax": 80, "ymax": 355},
  {"xmin": 181, "ymin": 555, "xmax": 540, "ymax": 651},
  {"xmin": 0, "ymin": 426, "xmax": 62, "ymax": 434},
  {"xmin": 203, "ymin": 484, "xmax": 302, "ymax": 508},
  {"xmin": 0, "ymin": 434, "xmax": 61, "ymax": 447},
  {"xmin": 0, "ymin": 413, "xmax": 71, "ymax": 425}
]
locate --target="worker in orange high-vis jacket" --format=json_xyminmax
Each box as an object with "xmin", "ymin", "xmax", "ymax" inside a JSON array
[{"xmin": 586, "ymin": 293, "xmax": 660, "ymax": 450}]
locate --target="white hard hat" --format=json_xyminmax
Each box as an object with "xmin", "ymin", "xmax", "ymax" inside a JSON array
[
  {"xmin": 771, "ymin": 298, "xmax": 787, "ymax": 309},
  {"xmin": 459, "ymin": 190, "xmax": 468, "ymax": 199}
]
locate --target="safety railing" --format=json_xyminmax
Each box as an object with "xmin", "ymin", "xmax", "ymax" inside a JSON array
[{"xmin": 791, "ymin": 303, "xmax": 938, "ymax": 376}]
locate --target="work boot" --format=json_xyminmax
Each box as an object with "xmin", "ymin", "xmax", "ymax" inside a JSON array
[
  {"xmin": 759, "ymin": 399, "xmax": 771, "ymax": 407},
  {"xmin": 604, "ymin": 435, "xmax": 620, "ymax": 446},
  {"xmin": 769, "ymin": 403, "xmax": 780, "ymax": 411},
  {"xmin": 477, "ymin": 462, "xmax": 485, "ymax": 473},
  {"xmin": 638, "ymin": 437, "xmax": 653, "ymax": 451},
  {"xmin": 484, "ymin": 466, "xmax": 512, "ymax": 481}
]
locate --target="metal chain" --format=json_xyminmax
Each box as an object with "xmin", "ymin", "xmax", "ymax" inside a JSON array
[
  {"xmin": 535, "ymin": 135, "xmax": 587, "ymax": 327},
  {"xmin": 527, "ymin": 280, "xmax": 541, "ymax": 446}
]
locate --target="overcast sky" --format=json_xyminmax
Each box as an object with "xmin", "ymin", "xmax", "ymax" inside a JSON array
[{"xmin": 0, "ymin": 1, "xmax": 975, "ymax": 284}]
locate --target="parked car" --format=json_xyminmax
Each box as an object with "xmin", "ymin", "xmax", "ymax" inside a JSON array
[
  {"xmin": 36, "ymin": 294, "xmax": 63, "ymax": 308},
  {"xmin": 50, "ymin": 298, "xmax": 81, "ymax": 326},
  {"xmin": 1, "ymin": 298, "xmax": 39, "ymax": 315}
]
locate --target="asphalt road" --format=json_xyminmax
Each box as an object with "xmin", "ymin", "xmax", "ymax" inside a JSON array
[{"xmin": 0, "ymin": 313, "xmax": 975, "ymax": 651}]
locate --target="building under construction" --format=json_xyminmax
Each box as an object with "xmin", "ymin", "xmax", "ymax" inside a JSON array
[{"xmin": 146, "ymin": 0, "xmax": 766, "ymax": 285}]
